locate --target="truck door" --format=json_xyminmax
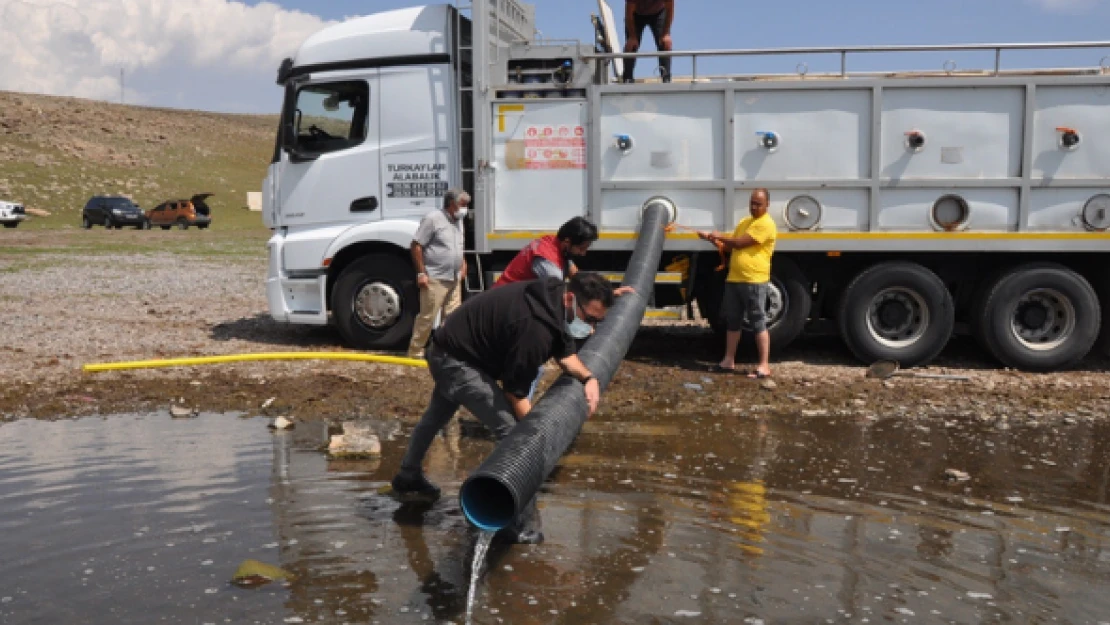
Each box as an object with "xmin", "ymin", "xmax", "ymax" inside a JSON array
[{"xmin": 274, "ymin": 74, "xmax": 381, "ymax": 230}]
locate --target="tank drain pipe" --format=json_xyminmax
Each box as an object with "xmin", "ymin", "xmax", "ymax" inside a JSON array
[{"xmin": 458, "ymin": 196, "xmax": 676, "ymax": 531}]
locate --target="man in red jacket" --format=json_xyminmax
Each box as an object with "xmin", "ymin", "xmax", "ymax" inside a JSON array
[{"xmin": 495, "ymin": 216, "xmax": 597, "ymax": 287}]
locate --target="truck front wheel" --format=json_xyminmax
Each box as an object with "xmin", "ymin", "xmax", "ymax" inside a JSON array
[
  {"xmin": 332, "ymin": 254, "xmax": 417, "ymax": 351},
  {"xmin": 838, "ymin": 261, "xmax": 954, "ymax": 367},
  {"xmin": 976, "ymin": 263, "xmax": 1100, "ymax": 370}
]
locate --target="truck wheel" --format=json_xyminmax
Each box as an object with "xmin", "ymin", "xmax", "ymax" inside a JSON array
[
  {"xmin": 1098, "ymin": 276, "xmax": 1110, "ymax": 358},
  {"xmin": 160, "ymin": 225, "xmax": 171, "ymax": 230},
  {"xmin": 694, "ymin": 267, "xmax": 727, "ymax": 335},
  {"xmin": 838, "ymin": 261, "xmax": 954, "ymax": 367},
  {"xmin": 976, "ymin": 263, "xmax": 1099, "ymax": 371},
  {"xmin": 2, "ymin": 223, "xmax": 16, "ymax": 229},
  {"xmin": 695, "ymin": 258, "xmax": 811, "ymax": 351},
  {"xmin": 332, "ymin": 254, "xmax": 417, "ymax": 351},
  {"xmin": 763, "ymin": 258, "xmax": 811, "ymax": 351}
]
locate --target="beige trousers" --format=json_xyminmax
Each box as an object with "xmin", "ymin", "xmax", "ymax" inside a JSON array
[{"xmin": 407, "ymin": 278, "xmax": 463, "ymax": 359}]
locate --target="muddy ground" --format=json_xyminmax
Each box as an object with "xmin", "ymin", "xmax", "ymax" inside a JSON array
[{"xmin": 1, "ymin": 230, "xmax": 1108, "ymax": 425}]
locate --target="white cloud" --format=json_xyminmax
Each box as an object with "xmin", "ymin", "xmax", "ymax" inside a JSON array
[
  {"xmin": 1028, "ymin": 0, "xmax": 1107, "ymax": 13},
  {"xmin": 0, "ymin": 0, "xmax": 334, "ymax": 112}
]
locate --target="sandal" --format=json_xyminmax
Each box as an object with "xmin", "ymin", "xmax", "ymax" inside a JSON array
[
  {"xmin": 709, "ymin": 364, "xmax": 737, "ymax": 374},
  {"xmin": 746, "ymin": 370, "xmax": 772, "ymax": 379}
]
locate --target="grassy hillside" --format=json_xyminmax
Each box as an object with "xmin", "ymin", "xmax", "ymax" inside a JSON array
[{"xmin": 0, "ymin": 91, "xmax": 276, "ymax": 231}]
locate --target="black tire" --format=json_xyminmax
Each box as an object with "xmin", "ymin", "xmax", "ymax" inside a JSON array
[
  {"xmin": 1097, "ymin": 277, "xmax": 1110, "ymax": 358},
  {"xmin": 177, "ymin": 219, "xmax": 188, "ymax": 230},
  {"xmin": 197, "ymin": 223, "xmax": 209, "ymax": 230},
  {"xmin": 694, "ymin": 266, "xmax": 727, "ymax": 335},
  {"xmin": 2, "ymin": 223, "xmax": 16, "ymax": 229},
  {"xmin": 837, "ymin": 261, "xmax": 954, "ymax": 367},
  {"xmin": 694, "ymin": 257, "xmax": 812, "ymax": 352},
  {"xmin": 82, "ymin": 215, "xmax": 92, "ymax": 229},
  {"xmin": 763, "ymin": 257, "xmax": 811, "ymax": 351},
  {"xmin": 332, "ymin": 254, "xmax": 418, "ymax": 350},
  {"xmin": 160, "ymin": 225, "xmax": 171, "ymax": 230},
  {"xmin": 976, "ymin": 263, "xmax": 1100, "ymax": 371}
]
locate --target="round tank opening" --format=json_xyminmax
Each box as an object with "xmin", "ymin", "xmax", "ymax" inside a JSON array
[
  {"xmin": 931, "ymin": 195, "xmax": 970, "ymax": 231},
  {"xmin": 784, "ymin": 195, "xmax": 822, "ymax": 230},
  {"xmin": 1082, "ymin": 194, "xmax": 1110, "ymax": 231}
]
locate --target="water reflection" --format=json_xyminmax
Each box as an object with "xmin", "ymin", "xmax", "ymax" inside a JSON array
[{"xmin": 1, "ymin": 412, "xmax": 1109, "ymax": 623}]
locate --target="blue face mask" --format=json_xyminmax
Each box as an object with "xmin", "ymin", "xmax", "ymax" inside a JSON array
[{"xmin": 566, "ymin": 294, "xmax": 593, "ymax": 339}]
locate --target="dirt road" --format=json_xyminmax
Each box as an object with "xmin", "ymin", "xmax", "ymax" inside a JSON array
[{"xmin": 1, "ymin": 230, "xmax": 1107, "ymax": 424}]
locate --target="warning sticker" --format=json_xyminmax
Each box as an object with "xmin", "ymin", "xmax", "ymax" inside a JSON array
[{"xmin": 518, "ymin": 124, "xmax": 586, "ymax": 169}]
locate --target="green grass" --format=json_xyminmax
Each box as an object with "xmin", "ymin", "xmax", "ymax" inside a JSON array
[
  {"xmin": 0, "ymin": 91, "xmax": 278, "ymax": 237},
  {"xmin": 0, "ymin": 229, "xmax": 271, "ymax": 258}
]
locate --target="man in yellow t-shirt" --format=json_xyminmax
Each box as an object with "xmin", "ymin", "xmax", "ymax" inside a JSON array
[{"xmin": 697, "ymin": 188, "xmax": 777, "ymax": 378}]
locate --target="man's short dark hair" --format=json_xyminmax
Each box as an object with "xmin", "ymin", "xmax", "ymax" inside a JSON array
[
  {"xmin": 569, "ymin": 271, "xmax": 614, "ymax": 309},
  {"xmin": 556, "ymin": 216, "xmax": 599, "ymax": 246}
]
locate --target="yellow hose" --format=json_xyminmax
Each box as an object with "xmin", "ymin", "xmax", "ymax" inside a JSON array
[{"xmin": 83, "ymin": 351, "xmax": 427, "ymax": 373}]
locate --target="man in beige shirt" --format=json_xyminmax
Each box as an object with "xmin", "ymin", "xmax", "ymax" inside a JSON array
[{"xmin": 407, "ymin": 189, "xmax": 469, "ymax": 359}]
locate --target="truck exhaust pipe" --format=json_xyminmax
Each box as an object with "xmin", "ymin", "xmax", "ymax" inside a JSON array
[{"xmin": 458, "ymin": 198, "xmax": 675, "ymax": 531}]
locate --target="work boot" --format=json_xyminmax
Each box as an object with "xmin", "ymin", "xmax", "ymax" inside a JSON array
[
  {"xmin": 496, "ymin": 496, "xmax": 543, "ymax": 544},
  {"xmin": 391, "ymin": 470, "xmax": 441, "ymax": 503},
  {"xmin": 498, "ymin": 528, "xmax": 545, "ymax": 545}
]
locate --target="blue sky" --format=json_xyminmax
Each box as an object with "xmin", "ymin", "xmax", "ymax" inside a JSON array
[{"xmin": 1, "ymin": 0, "xmax": 1107, "ymax": 113}]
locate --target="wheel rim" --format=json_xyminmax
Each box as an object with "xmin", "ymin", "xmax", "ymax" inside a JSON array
[
  {"xmin": 353, "ymin": 281, "xmax": 403, "ymax": 330},
  {"xmin": 866, "ymin": 287, "xmax": 929, "ymax": 348},
  {"xmin": 1010, "ymin": 288, "xmax": 1075, "ymax": 351},
  {"xmin": 764, "ymin": 279, "xmax": 786, "ymax": 328}
]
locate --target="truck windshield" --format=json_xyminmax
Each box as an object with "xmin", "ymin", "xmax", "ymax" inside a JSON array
[{"xmin": 290, "ymin": 81, "xmax": 370, "ymax": 155}]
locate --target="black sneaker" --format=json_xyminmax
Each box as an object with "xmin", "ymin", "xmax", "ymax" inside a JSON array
[{"xmin": 391, "ymin": 471, "xmax": 441, "ymax": 502}]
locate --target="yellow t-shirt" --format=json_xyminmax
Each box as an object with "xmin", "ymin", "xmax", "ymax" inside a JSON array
[{"xmin": 726, "ymin": 214, "xmax": 777, "ymax": 284}]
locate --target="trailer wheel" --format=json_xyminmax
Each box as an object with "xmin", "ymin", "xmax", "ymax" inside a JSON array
[
  {"xmin": 838, "ymin": 261, "xmax": 954, "ymax": 367},
  {"xmin": 1098, "ymin": 276, "xmax": 1110, "ymax": 358},
  {"xmin": 332, "ymin": 253, "xmax": 417, "ymax": 351},
  {"xmin": 695, "ymin": 258, "xmax": 811, "ymax": 351},
  {"xmin": 976, "ymin": 263, "xmax": 1099, "ymax": 370},
  {"xmin": 763, "ymin": 258, "xmax": 811, "ymax": 350}
]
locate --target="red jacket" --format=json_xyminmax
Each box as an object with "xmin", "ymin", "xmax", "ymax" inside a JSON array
[{"xmin": 495, "ymin": 235, "xmax": 567, "ymax": 287}]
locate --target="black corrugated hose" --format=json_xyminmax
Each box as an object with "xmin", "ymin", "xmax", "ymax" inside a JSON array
[{"xmin": 459, "ymin": 198, "xmax": 675, "ymax": 530}]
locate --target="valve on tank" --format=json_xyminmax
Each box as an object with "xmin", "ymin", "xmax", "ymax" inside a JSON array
[
  {"xmin": 552, "ymin": 60, "xmax": 573, "ymax": 88},
  {"xmin": 1056, "ymin": 126, "xmax": 1081, "ymax": 151},
  {"xmin": 614, "ymin": 133, "xmax": 634, "ymax": 153},
  {"xmin": 904, "ymin": 129, "xmax": 927, "ymax": 153},
  {"xmin": 755, "ymin": 131, "xmax": 780, "ymax": 153}
]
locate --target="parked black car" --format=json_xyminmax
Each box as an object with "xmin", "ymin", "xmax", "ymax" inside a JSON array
[{"xmin": 82, "ymin": 196, "xmax": 149, "ymax": 229}]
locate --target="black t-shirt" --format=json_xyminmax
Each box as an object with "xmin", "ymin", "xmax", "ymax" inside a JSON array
[{"xmin": 433, "ymin": 278, "xmax": 574, "ymax": 397}]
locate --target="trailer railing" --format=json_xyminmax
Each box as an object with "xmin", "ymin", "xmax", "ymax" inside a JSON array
[{"xmin": 584, "ymin": 41, "xmax": 1110, "ymax": 80}]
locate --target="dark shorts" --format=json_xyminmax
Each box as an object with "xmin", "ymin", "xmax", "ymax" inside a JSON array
[{"xmin": 721, "ymin": 282, "xmax": 770, "ymax": 333}]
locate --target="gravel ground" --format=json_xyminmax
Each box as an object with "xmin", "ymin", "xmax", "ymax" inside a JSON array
[{"xmin": 2, "ymin": 233, "xmax": 1108, "ymax": 425}]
